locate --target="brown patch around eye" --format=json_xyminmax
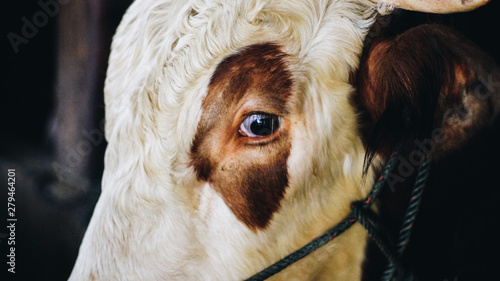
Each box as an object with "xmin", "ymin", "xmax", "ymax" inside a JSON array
[{"xmin": 190, "ymin": 43, "xmax": 293, "ymax": 230}]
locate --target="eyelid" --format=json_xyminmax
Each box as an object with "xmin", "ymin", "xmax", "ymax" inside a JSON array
[{"xmin": 241, "ymin": 111, "xmax": 275, "ymax": 119}]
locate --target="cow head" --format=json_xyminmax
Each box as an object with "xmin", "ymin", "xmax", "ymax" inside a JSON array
[{"xmin": 69, "ymin": 0, "xmax": 495, "ymax": 280}]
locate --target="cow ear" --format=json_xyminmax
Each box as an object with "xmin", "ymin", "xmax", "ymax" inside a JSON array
[{"xmin": 354, "ymin": 24, "xmax": 500, "ymax": 168}]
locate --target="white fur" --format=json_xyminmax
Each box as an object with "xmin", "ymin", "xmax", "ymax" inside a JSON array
[{"xmin": 69, "ymin": 0, "xmax": 379, "ymax": 280}]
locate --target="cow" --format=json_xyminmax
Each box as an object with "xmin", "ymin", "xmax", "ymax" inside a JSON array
[{"xmin": 69, "ymin": 0, "xmax": 498, "ymax": 280}]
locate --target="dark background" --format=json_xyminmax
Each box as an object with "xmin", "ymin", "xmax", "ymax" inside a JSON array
[
  {"xmin": 1, "ymin": 1, "xmax": 132, "ymax": 280},
  {"xmin": 1, "ymin": 1, "xmax": 499, "ymax": 280}
]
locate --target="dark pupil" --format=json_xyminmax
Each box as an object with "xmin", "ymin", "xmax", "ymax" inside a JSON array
[{"xmin": 250, "ymin": 116, "xmax": 278, "ymax": 136}]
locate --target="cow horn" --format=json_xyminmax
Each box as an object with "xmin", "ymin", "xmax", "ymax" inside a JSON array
[{"xmin": 371, "ymin": 0, "xmax": 490, "ymax": 14}]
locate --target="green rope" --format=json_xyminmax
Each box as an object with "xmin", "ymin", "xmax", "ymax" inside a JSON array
[{"xmin": 381, "ymin": 160, "xmax": 431, "ymax": 281}]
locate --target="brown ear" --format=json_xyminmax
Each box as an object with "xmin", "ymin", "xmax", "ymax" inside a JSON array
[{"xmin": 354, "ymin": 23, "xmax": 500, "ymax": 166}]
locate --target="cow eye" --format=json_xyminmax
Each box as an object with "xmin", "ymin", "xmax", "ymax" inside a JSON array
[{"xmin": 239, "ymin": 113, "xmax": 280, "ymax": 137}]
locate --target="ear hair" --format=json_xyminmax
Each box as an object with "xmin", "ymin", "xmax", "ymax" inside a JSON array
[{"xmin": 354, "ymin": 23, "xmax": 499, "ymax": 171}]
